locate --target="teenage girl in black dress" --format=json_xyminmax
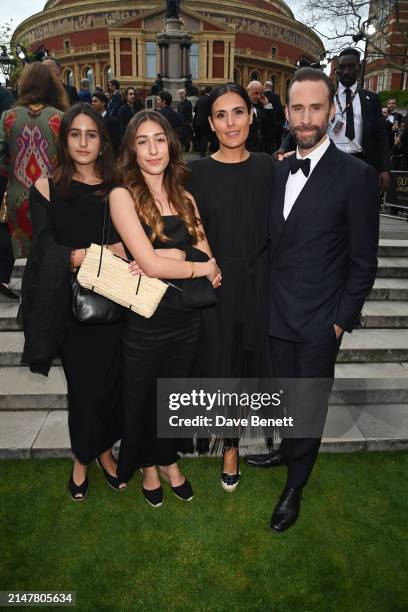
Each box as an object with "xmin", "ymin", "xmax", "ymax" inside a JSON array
[
  {"xmin": 26, "ymin": 104, "xmax": 127, "ymax": 500},
  {"xmin": 109, "ymin": 110, "xmax": 221, "ymax": 507},
  {"xmin": 188, "ymin": 84, "xmax": 273, "ymax": 492}
]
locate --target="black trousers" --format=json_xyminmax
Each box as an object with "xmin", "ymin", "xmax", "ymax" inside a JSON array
[
  {"xmin": 0, "ymin": 223, "xmax": 14, "ymax": 284},
  {"xmin": 269, "ymin": 331, "xmax": 342, "ymax": 489}
]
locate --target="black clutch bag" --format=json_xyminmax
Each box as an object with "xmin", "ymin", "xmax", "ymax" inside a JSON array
[
  {"xmin": 71, "ymin": 272, "xmax": 123, "ymax": 324},
  {"xmin": 181, "ymin": 246, "xmax": 217, "ymax": 308},
  {"xmin": 71, "ymin": 195, "xmax": 123, "ymax": 325}
]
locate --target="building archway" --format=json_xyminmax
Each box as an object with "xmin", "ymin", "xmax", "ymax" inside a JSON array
[
  {"xmin": 103, "ymin": 65, "xmax": 112, "ymax": 90},
  {"xmin": 82, "ymin": 65, "xmax": 94, "ymax": 91},
  {"xmin": 63, "ymin": 68, "xmax": 74, "ymax": 86},
  {"xmin": 250, "ymin": 70, "xmax": 260, "ymax": 82}
]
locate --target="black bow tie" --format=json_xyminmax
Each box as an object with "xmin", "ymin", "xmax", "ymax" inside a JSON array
[{"xmin": 288, "ymin": 155, "xmax": 311, "ymax": 177}]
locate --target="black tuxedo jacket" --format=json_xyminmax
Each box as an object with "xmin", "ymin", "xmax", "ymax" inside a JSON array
[
  {"xmin": 358, "ymin": 89, "xmax": 390, "ymax": 171},
  {"xmin": 107, "ymin": 90, "xmax": 122, "ymax": 118},
  {"xmin": 268, "ymin": 141, "xmax": 379, "ymax": 343}
]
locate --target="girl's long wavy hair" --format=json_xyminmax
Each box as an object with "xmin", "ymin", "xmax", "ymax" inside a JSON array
[
  {"xmin": 53, "ymin": 103, "xmax": 116, "ymax": 198},
  {"xmin": 117, "ymin": 110, "xmax": 203, "ymax": 244}
]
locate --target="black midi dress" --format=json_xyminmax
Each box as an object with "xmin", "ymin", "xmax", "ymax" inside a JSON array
[
  {"xmin": 188, "ymin": 153, "xmax": 273, "ymax": 378},
  {"xmin": 49, "ymin": 180, "xmax": 123, "ymax": 464},
  {"xmin": 117, "ymin": 215, "xmax": 202, "ymax": 482}
]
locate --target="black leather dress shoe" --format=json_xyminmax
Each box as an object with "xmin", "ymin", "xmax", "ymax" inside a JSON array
[
  {"xmin": 244, "ymin": 451, "xmax": 287, "ymax": 468},
  {"xmin": 271, "ymin": 487, "xmax": 302, "ymax": 533},
  {"xmin": 0, "ymin": 283, "xmax": 19, "ymax": 300}
]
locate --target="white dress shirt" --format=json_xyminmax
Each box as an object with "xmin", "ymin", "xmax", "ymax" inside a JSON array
[
  {"xmin": 283, "ymin": 136, "xmax": 331, "ymax": 220},
  {"xmin": 329, "ymin": 82, "xmax": 363, "ymax": 154}
]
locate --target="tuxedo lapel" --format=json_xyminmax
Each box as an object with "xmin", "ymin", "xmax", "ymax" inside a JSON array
[
  {"xmin": 276, "ymin": 142, "xmax": 344, "ymax": 252},
  {"xmin": 271, "ymin": 160, "xmax": 290, "ymax": 237}
]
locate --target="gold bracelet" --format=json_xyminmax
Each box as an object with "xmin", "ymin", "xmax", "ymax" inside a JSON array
[{"xmin": 189, "ymin": 261, "xmax": 197, "ymax": 278}]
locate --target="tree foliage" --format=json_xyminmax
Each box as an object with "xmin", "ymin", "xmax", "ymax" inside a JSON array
[{"xmin": 300, "ymin": 0, "xmax": 408, "ymax": 73}]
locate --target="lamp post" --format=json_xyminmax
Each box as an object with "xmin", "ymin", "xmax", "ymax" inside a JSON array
[{"xmin": 352, "ymin": 18, "xmax": 377, "ymax": 87}]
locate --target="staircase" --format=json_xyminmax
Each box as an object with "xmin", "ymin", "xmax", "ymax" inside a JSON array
[{"xmin": 1, "ymin": 236, "xmax": 408, "ymax": 458}]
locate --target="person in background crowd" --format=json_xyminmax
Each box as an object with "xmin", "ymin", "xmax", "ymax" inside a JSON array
[
  {"xmin": 117, "ymin": 87, "xmax": 140, "ymax": 141},
  {"xmin": 91, "ymin": 91, "xmax": 120, "ymax": 154},
  {"xmin": 275, "ymin": 48, "xmax": 391, "ymax": 192},
  {"xmin": 110, "ymin": 110, "xmax": 220, "ymax": 507},
  {"xmin": 0, "ymin": 62, "xmax": 67, "ymax": 259},
  {"xmin": 78, "ymin": 78, "xmax": 92, "ymax": 103},
  {"xmin": 22, "ymin": 103, "xmax": 127, "ymax": 501},
  {"xmin": 382, "ymin": 107, "xmax": 395, "ymax": 150},
  {"xmin": 107, "ymin": 79, "xmax": 122, "ymax": 117},
  {"xmin": 188, "ymin": 83, "xmax": 273, "ymax": 493},
  {"xmin": 0, "ymin": 84, "xmax": 15, "ymax": 115},
  {"xmin": 193, "ymin": 87, "xmax": 212, "ymax": 157},
  {"xmin": 387, "ymin": 97, "xmax": 403, "ymax": 128},
  {"xmin": 177, "ymin": 89, "xmax": 193, "ymax": 152},
  {"xmin": 263, "ymin": 80, "xmax": 285, "ymax": 153},
  {"xmin": 94, "ymin": 85, "xmax": 104, "ymax": 94},
  {"xmin": 0, "ymin": 84, "xmax": 17, "ymax": 299},
  {"xmin": 246, "ymin": 81, "xmax": 275, "ymax": 153},
  {"xmin": 156, "ymin": 90, "xmax": 183, "ymax": 138},
  {"xmin": 43, "ymin": 58, "xmax": 79, "ymax": 105}
]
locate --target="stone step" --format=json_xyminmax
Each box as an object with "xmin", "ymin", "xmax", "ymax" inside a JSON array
[
  {"xmin": 1, "ymin": 403, "xmax": 407, "ymax": 458},
  {"xmin": 4, "ymin": 298, "xmax": 408, "ymax": 332},
  {"xmin": 0, "ymin": 332, "xmax": 61, "ymax": 366},
  {"xmin": 10, "ymin": 259, "xmax": 26, "ymax": 279},
  {"xmin": 377, "ymin": 257, "xmax": 408, "ymax": 278},
  {"xmin": 378, "ymin": 239, "xmax": 408, "ymax": 257},
  {"xmin": 2, "ymin": 363, "xmax": 408, "ymax": 411},
  {"xmin": 338, "ymin": 329, "xmax": 408, "ymax": 362},
  {"xmin": 368, "ymin": 278, "xmax": 408, "ymax": 300},
  {"xmin": 360, "ymin": 301, "xmax": 408, "ymax": 328},
  {"xmin": 0, "ymin": 367, "xmax": 67, "ymax": 410}
]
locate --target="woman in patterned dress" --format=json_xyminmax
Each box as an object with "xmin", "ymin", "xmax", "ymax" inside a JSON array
[{"xmin": 0, "ymin": 62, "xmax": 68, "ymax": 258}]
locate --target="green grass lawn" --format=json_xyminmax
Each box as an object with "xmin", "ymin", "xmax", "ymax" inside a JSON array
[{"xmin": 1, "ymin": 453, "xmax": 408, "ymax": 612}]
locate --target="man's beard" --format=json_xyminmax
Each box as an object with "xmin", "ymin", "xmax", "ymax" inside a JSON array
[{"xmin": 290, "ymin": 118, "xmax": 329, "ymax": 151}]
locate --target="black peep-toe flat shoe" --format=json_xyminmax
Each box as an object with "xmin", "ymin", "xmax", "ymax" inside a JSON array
[
  {"xmin": 68, "ymin": 467, "xmax": 88, "ymax": 502},
  {"xmin": 96, "ymin": 457, "xmax": 127, "ymax": 492}
]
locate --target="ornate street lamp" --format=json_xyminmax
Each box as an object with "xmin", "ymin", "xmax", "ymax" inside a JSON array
[
  {"xmin": 352, "ymin": 17, "xmax": 377, "ymax": 87},
  {"xmin": 0, "ymin": 46, "xmax": 15, "ymax": 81}
]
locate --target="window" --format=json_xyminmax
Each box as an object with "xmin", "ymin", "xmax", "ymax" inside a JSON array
[
  {"xmin": 85, "ymin": 67, "xmax": 94, "ymax": 91},
  {"xmin": 250, "ymin": 70, "xmax": 260, "ymax": 81},
  {"xmin": 190, "ymin": 43, "xmax": 199, "ymax": 80},
  {"xmin": 271, "ymin": 47, "xmax": 277, "ymax": 57},
  {"xmin": 64, "ymin": 39, "xmax": 70, "ymax": 52},
  {"xmin": 104, "ymin": 65, "xmax": 112, "ymax": 90},
  {"xmin": 146, "ymin": 42, "xmax": 157, "ymax": 79},
  {"xmin": 234, "ymin": 67, "xmax": 241, "ymax": 85},
  {"xmin": 64, "ymin": 69, "xmax": 74, "ymax": 86},
  {"xmin": 377, "ymin": 73, "xmax": 384, "ymax": 92}
]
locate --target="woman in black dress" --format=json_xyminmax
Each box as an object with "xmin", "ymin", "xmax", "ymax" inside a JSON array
[
  {"xmin": 23, "ymin": 104, "xmax": 127, "ymax": 500},
  {"xmin": 188, "ymin": 84, "xmax": 274, "ymax": 492},
  {"xmin": 109, "ymin": 110, "xmax": 221, "ymax": 507}
]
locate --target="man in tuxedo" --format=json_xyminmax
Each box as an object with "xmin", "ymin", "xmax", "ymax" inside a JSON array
[
  {"xmin": 263, "ymin": 81, "xmax": 285, "ymax": 153},
  {"xmin": 107, "ymin": 80, "xmax": 122, "ymax": 118},
  {"xmin": 274, "ymin": 49, "xmax": 390, "ymax": 192},
  {"xmin": 156, "ymin": 91, "xmax": 183, "ymax": 139},
  {"xmin": 246, "ymin": 81, "xmax": 275, "ymax": 152},
  {"xmin": 245, "ymin": 68, "xmax": 379, "ymax": 532},
  {"xmin": 177, "ymin": 89, "xmax": 193, "ymax": 152},
  {"xmin": 193, "ymin": 87, "xmax": 212, "ymax": 156},
  {"xmin": 91, "ymin": 91, "xmax": 120, "ymax": 154},
  {"xmin": 387, "ymin": 97, "xmax": 403, "ymax": 128}
]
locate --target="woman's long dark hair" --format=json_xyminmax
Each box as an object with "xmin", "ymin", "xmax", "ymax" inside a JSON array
[
  {"xmin": 207, "ymin": 83, "xmax": 252, "ymax": 116},
  {"xmin": 17, "ymin": 62, "xmax": 69, "ymax": 111},
  {"xmin": 117, "ymin": 110, "xmax": 203, "ymax": 245},
  {"xmin": 53, "ymin": 103, "xmax": 116, "ymax": 197}
]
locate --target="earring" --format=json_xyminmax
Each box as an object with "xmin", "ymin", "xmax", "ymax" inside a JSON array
[{"xmin": 99, "ymin": 149, "xmax": 102, "ymax": 157}]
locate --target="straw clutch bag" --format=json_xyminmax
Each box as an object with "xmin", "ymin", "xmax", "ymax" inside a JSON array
[{"xmin": 77, "ymin": 243, "xmax": 169, "ymax": 319}]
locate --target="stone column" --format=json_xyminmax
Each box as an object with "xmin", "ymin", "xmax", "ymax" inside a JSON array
[
  {"xmin": 114, "ymin": 38, "xmax": 121, "ymax": 78},
  {"xmin": 208, "ymin": 40, "xmax": 213, "ymax": 79},
  {"xmin": 131, "ymin": 37, "xmax": 137, "ymax": 77}
]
